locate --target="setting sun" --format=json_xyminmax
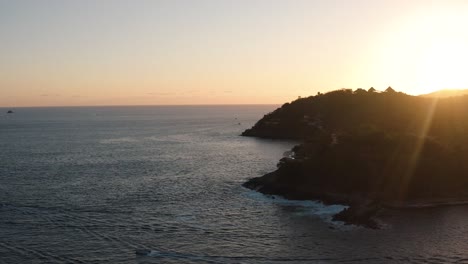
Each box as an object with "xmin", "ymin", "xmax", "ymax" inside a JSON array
[
  {"xmin": 416, "ymin": 41, "xmax": 468, "ymax": 94},
  {"xmin": 414, "ymin": 8, "xmax": 468, "ymax": 94},
  {"xmin": 372, "ymin": 3, "xmax": 468, "ymax": 95}
]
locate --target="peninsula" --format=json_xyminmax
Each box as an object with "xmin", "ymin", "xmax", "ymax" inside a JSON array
[{"xmin": 242, "ymin": 88, "xmax": 468, "ymax": 228}]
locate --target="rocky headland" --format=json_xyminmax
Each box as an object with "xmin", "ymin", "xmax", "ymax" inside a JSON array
[{"xmin": 242, "ymin": 88, "xmax": 468, "ymax": 228}]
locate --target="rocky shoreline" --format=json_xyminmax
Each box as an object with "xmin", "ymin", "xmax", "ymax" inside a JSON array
[
  {"xmin": 243, "ymin": 171, "xmax": 468, "ymax": 228},
  {"xmin": 242, "ymin": 171, "xmax": 382, "ymax": 228}
]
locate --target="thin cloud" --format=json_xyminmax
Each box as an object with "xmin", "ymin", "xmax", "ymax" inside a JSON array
[{"xmin": 147, "ymin": 92, "xmax": 173, "ymax": 96}]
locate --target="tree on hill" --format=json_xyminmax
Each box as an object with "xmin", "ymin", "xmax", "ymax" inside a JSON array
[{"xmin": 385, "ymin": 86, "xmax": 395, "ymax": 93}]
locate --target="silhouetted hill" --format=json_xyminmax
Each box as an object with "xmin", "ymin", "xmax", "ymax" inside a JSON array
[
  {"xmin": 421, "ymin": 89, "xmax": 468, "ymax": 98},
  {"xmin": 242, "ymin": 88, "xmax": 468, "ymax": 227},
  {"xmin": 243, "ymin": 88, "xmax": 468, "ymax": 145}
]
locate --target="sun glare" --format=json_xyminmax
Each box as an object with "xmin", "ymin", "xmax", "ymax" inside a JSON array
[
  {"xmin": 376, "ymin": 6, "xmax": 468, "ymax": 96},
  {"xmin": 415, "ymin": 41, "xmax": 468, "ymax": 95},
  {"xmin": 413, "ymin": 8, "xmax": 468, "ymax": 95}
]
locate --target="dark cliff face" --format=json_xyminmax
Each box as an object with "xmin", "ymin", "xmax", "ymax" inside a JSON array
[{"xmin": 245, "ymin": 132, "xmax": 468, "ymax": 203}]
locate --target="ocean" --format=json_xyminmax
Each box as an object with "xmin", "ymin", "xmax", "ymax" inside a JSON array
[{"xmin": 0, "ymin": 105, "xmax": 467, "ymax": 263}]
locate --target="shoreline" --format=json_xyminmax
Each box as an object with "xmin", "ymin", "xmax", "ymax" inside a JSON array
[
  {"xmin": 243, "ymin": 171, "xmax": 468, "ymax": 228},
  {"xmin": 386, "ymin": 199, "xmax": 468, "ymax": 209}
]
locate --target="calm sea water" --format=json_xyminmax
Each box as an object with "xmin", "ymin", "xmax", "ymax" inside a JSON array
[{"xmin": 0, "ymin": 105, "xmax": 467, "ymax": 264}]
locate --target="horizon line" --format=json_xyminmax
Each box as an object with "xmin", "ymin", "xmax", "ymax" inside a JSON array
[{"xmin": 0, "ymin": 103, "xmax": 281, "ymax": 109}]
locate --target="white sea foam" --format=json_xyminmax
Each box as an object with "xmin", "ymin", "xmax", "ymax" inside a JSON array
[
  {"xmin": 100, "ymin": 137, "xmax": 138, "ymax": 144},
  {"xmin": 245, "ymin": 188, "xmax": 348, "ymax": 224}
]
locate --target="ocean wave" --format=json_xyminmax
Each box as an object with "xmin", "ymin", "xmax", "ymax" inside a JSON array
[
  {"xmin": 135, "ymin": 248, "xmax": 337, "ymax": 263},
  {"xmin": 100, "ymin": 137, "xmax": 139, "ymax": 144},
  {"xmin": 244, "ymin": 189, "xmax": 348, "ymax": 224}
]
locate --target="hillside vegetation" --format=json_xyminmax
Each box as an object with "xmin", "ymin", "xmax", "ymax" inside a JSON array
[{"xmin": 243, "ymin": 88, "xmax": 468, "ymax": 146}]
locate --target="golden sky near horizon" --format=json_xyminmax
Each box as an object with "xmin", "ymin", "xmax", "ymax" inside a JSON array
[{"xmin": 1, "ymin": 0, "xmax": 468, "ymax": 107}]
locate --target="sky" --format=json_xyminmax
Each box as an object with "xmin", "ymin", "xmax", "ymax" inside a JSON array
[{"xmin": 1, "ymin": 0, "xmax": 468, "ymax": 107}]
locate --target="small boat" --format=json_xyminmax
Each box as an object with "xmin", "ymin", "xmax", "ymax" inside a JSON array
[{"xmin": 7, "ymin": 110, "xmax": 13, "ymax": 114}]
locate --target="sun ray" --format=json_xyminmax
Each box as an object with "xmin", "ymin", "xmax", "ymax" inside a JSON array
[{"xmin": 396, "ymin": 97, "xmax": 439, "ymax": 203}]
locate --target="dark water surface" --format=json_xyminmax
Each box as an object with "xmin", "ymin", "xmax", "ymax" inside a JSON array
[{"xmin": 0, "ymin": 106, "xmax": 467, "ymax": 263}]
